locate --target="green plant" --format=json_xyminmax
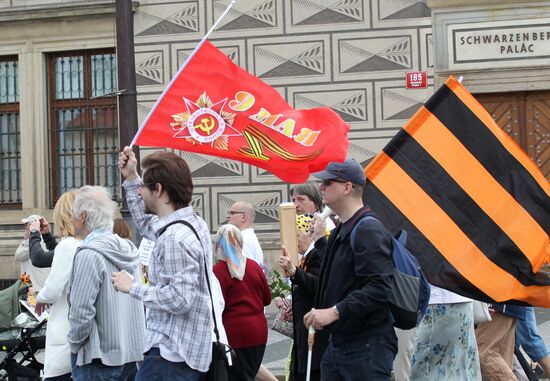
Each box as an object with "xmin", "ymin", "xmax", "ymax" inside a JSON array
[{"xmin": 268, "ymin": 270, "xmax": 291, "ymax": 299}]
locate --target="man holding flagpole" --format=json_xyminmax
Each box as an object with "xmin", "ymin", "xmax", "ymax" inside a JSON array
[{"xmin": 113, "ymin": 147, "xmax": 213, "ymax": 381}]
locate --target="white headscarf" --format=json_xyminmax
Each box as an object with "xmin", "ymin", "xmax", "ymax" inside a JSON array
[{"xmin": 214, "ymin": 224, "xmax": 247, "ymax": 281}]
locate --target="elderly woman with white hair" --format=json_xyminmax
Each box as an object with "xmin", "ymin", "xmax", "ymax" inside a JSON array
[
  {"xmin": 67, "ymin": 185, "xmax": 145, "ymax": 381},
  {"xmin": 213, "ymin": 224, "xmax": 271, "ymax": 381}
]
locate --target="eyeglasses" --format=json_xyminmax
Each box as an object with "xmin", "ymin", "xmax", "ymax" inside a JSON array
[{"xmin": 227, "ymin": 211, "xmax": 245, "ymax": 215}]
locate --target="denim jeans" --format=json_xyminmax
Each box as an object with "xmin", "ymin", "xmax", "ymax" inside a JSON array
[
  {"xmin": 320, "ymin": 331, "xmax": 397, "ymax": 381},
  {"xmin": 515, "ymin": 306, "xmax": 550, "ymax": 362},
  {"xmin": 135, "ymin": 348, "xmax": 205, "ymax": 381},
  {"xmin": 71, "ymin": 354, "xmax": 137, "ymax": 381}
]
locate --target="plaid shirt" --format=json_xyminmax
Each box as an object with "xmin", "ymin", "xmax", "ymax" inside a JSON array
[{"xmin": 124, "ymin": 177, "xmax": 213, "ymax": 372}]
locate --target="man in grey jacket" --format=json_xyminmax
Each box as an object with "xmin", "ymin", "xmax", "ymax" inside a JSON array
[{"xmin": 67, "ymin": 186, "xmax": 145, "ymax": 381}]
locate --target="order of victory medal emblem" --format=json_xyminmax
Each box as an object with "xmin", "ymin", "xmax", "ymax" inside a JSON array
[{"xmin": 170, "ymin": 92, "xmax": 240, "ymax": 151}]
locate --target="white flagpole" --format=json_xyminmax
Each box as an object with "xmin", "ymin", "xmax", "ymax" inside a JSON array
[
  {"xmin": 129, "ymin": 0, "xmax": 237, "ymax": 147},
  {"xmin": 306, "ymin": 325, "xmax": 315, "ymax": 381}
]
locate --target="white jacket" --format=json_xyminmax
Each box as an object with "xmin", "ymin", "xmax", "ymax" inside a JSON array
[
  {"xmin": 428, "ymin": 284, "xmax": 472, "ymax": 305},
  {"xmin": 36, "ymin": 236, "xmax": 81, "ymax": 378}
]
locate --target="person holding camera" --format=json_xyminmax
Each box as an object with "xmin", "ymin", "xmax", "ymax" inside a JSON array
[{"xmin": 15, "ymin": 214, "xmax": 51, "ymax": 291}]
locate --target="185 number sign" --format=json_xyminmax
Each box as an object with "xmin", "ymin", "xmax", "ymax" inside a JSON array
[{"xmin": 406, "ymin": 71, "xmax": 427, "ymax": 89}]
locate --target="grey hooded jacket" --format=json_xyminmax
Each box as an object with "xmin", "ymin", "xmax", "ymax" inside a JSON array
[{"xmin": 67, "ymin": 233, "xmax": 145, "ymax": 367}]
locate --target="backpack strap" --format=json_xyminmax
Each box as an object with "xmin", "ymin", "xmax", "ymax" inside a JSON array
[
  {"xmin": 157, "ymin": 219, "xmax": 195, "ymax": 237},
  {"xmin": 350, "ymin": 215, "xmax": 407, "ymax": 248},
  {"xmin": 157, "ymin": 220, "xmax": 222, "ymax": 343},
  {"xmin": 348, "ymin": 209, "xmax": 377, "ymax": 251},
  {"xmin": 346, "ymin": 208, "xmax": 373, "ymax": 232}
]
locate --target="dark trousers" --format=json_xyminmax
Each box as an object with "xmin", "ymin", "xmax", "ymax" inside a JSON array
[
  {"xmin": 320, "ymin": 331, "xmax": 397, "ymax": 381},
  {"xmin": 44, "ymin": 373, "xmax": 72, "ymax": 381},
  {"xmin": 289, "ymin": 370, "xmax": 320, "ymax": 381},
  {"xmin": 229, "ymin": 345, "xmax": 265, "ymax": 381},
  {"xmin": 135, "ymin": 348, "xmax": 205, "ymax": 381}
]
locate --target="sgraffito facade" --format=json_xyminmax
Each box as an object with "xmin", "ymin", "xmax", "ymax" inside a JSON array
[{"xmin": 132, "ymin": 0, "xmax": 433, "ymax": 240}]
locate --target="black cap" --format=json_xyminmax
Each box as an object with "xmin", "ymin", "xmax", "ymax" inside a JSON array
[{"xmin": 313, "ymin": 158, "xmax": 366, "ymax": 185}]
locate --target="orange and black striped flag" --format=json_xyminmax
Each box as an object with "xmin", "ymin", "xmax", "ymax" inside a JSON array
[{"xmin": 364, "ymin": 76, "xmax": 550, "ymax": 307}]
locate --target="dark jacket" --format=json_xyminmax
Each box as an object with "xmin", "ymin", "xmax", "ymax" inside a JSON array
[
  {"xmin": 29, "ymin": 231, "xmax": 57, "ymax": 268},
  {"xmin": 314, "ymin": 206, "xmax": 394, "ymax": 341},
  {"xmin": 290, "ymin": 247, "xmax": 329, "ymax": 376}
]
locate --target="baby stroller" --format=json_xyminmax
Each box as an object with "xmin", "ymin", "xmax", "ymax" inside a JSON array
[{"xmin": 0, "ymin": 280, "xmax": 46, "ymax": 381}]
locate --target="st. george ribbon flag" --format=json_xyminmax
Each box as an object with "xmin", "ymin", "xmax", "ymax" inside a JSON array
[
  {"xmin": 131, "ymin": 40, "xmax": 350, "ymax": 183},
  {"xmin": 364, "ymin": 76, "xmax": 550, "ymax": 307}
]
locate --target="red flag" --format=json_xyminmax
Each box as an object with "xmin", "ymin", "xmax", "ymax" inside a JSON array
[{"xmin": 134, "ymin": 40, "xmax": 350, "ymax": 183}]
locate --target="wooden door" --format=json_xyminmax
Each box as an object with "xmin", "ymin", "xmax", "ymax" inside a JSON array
[
  {"xmin": 476, "ymin": 91, "xmax": 550, "ymax": 180},
  {"xmin": 525, "ymin": 92, "xmax": 550, "ymax": 181}
]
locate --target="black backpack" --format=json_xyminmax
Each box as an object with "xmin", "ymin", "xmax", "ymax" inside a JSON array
[{"xmin": 351, "ymin": 215, "xmax": 430, "ymax": 330}]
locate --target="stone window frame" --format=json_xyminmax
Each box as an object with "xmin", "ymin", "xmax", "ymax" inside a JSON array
[
  {"xmin": 46, "ymin": 48, "xmax": 119, "ymax": 205},
  {"xmin": 0, "ymin": 56, "xmax": 21, "ymax": 208}
]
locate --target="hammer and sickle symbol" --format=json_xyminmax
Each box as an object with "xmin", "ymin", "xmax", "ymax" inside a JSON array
[{"xmin": 194, "ymin": 116, "xmax": 216, "ymax": 135}]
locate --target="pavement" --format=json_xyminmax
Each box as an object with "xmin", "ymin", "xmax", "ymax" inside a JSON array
[{"xmin": 261, "ymin": 305, "xmax": 550, "ymax": 380}]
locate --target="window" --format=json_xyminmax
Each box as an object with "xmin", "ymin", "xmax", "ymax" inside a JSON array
[
  {"xmin": 48, "ymin": 50, "xmax": 119, "ymax": 204},
  {"xmin": 0, "ymin": 56, "xmax": 21, "ymax": 208}
]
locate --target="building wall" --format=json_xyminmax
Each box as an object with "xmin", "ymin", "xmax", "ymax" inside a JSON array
[
  {"xmin": 0, "ymin": 0, "xmax": 434, "ymax": 277},
  {"xmin": 428, "ymin": 0, "xmax": 550, "ymax": 92},
  {"xmin": 427, "ymin": 0, "xmax": 550, "ymax": 185},
  {"xmin": 132, "ymin": 0, "xmax": 434, "ymax": 267},
  {"xmin": 0, "ymin": 0, "xmax": 117, "ymax": 279},
  {"xmin": 1, "ymin": 1, "xmax": 547, "ymax": 280}
]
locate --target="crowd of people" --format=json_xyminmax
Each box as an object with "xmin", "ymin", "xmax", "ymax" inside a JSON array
[{"xmin": 13, "ymin": 149, "xmax": 549, "ymax": 381}]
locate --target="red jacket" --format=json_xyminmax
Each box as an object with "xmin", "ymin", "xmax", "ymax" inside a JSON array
[{"xmin": 213, "ymin": 259, "xmax": 271, "ymax": 349}]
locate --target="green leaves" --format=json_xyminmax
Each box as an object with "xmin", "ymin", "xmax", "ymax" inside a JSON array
[{"xmin": 268, "ymin": 269, "xmax": 291, "ymax": 299}]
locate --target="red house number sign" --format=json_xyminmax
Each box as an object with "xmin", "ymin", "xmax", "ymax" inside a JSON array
[{"xmin": 406, "ymin": 71, "xmax": 427, "ymax": 89}]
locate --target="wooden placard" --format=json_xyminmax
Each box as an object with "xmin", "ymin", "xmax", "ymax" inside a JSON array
[{"xmin": 279, "ymin": 202, "xmax": 298, "ymax": 276}]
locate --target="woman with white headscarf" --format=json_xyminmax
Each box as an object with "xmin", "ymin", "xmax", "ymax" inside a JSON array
[{"xmin": 213, "ymin": 224, "xmax": 271, "ymax": 381}]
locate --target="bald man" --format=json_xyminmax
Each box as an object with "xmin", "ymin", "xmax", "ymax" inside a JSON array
[{"xmin": 226, "ymin": 201, "xmax": 264, "ymax": 267}]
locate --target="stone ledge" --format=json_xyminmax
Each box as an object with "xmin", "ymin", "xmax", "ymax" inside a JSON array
[
  {"xmin": 427, "ymin": 0, "xmax": 547, "ymax": 9},
  {"xmin": 0, "ymin": 1, "xmax": 138, "ymax": 23},
  {"xmin": 435, "ymin": 66, "xmax": 550, "ymax": 92}
]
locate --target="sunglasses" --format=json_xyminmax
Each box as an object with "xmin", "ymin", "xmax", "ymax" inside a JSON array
[
  {"xmin": 227, "ymin": 211, "xmax": 245, "ymax": 215},
  {"xmin": 321, "ymin": 179, "xmax": 349, "ymax": 187}
]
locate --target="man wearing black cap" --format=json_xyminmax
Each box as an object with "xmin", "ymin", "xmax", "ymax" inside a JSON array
[{"xmin": 304, "ymin": 158, "xmax": 396, "ymax": 380}]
